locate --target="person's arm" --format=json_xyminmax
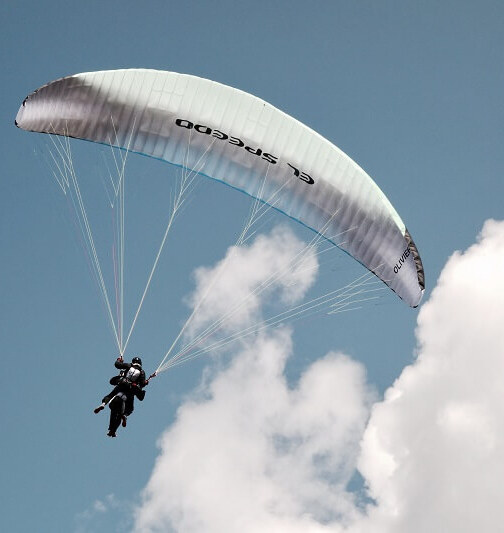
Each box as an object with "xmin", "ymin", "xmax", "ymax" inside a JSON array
[{"xmin": 115, "ymin": 357, "xmax": 130, "ymax": 371}]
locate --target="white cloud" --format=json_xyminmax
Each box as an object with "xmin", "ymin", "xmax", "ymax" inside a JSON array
[
  {"xmin": 135, "ymin": 336, "xmax": 373, "ymax": 533},
  {"xmin": 356, "ymin": 219, "xmax": 504, "ymax": 533},
  {"xmin": 134, "ymin": 219, "xmax": 504, "ymax": 533},
  {"xmin": 134, "ymin": 227, "xmax": 373, "ymax": 533},
  {"xmin": 75, "ymin": 493, "xmax": 128, "ymax": 533},
  {"xmin": 184, "ymin": 225, "xmax": 319, "ymax": 338}
]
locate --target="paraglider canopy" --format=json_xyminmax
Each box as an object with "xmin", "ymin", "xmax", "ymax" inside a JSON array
[{"xmin": 16, "ymin": 68, "xmax": 424, "ymax": 307}]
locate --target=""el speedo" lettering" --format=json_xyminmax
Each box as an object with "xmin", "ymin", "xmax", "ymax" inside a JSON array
[{"xmin": 175, "ymin": 118, "xmax": 314, "ymax": 185}]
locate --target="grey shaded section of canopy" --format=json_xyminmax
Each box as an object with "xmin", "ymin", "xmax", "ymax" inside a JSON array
[{"xmin": 16, "ymin": 69, "xmax": 425, "ymax": 307}]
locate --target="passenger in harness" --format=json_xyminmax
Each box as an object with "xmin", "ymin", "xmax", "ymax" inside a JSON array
[{"xmin": 94, "ymin": 356, "xmax": 149, "ymax": 437}]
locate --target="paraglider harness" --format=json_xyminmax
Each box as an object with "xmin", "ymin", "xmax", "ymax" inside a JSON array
[{"xmin": 109, "ymin": 357, "xmax": 156, "ymax": 401}]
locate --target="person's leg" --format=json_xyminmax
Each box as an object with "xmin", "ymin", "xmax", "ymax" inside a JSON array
[{"xmin": 94, "ymin": 386, "xmax": 120, "ymax": 413}]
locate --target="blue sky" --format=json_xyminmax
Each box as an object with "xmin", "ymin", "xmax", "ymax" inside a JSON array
[{"xmin": 2, "ymin": 2, "xmax": 504, "ymax": 532}]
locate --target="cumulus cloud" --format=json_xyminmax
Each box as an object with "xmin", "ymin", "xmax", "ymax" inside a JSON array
[
  {"xmin": 357, "ymin": 219, "xmax": 504, "ymax": 533},
  {"xmin": 135, "ymin": 338, "xmax": 373, "ymax": 533},
  {"xmin": 185, "ymin": 225, "xmax": 319, "ymax": 337},
  {"xmin": 134, "ymin": 219, "xmax": 504, "ymax": 533},
  {"xmin": 134, "ymin": 226, "xmax": 373, "ymax": 532}
]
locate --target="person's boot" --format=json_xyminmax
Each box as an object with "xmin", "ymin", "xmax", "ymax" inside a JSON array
[{"xmin": 94, "ymin": 403, "xmax": 106, "ymax": 414}]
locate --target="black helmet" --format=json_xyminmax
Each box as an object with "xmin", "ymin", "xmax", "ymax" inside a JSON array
[{"xmin": 132, "ymin": 356, "xmax": 142, "ymax": 367}]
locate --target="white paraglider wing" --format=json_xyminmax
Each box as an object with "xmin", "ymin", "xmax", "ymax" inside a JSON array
[{"xmin": 16, "ymin": 69, "xmax": 424, "ymax": 307}]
